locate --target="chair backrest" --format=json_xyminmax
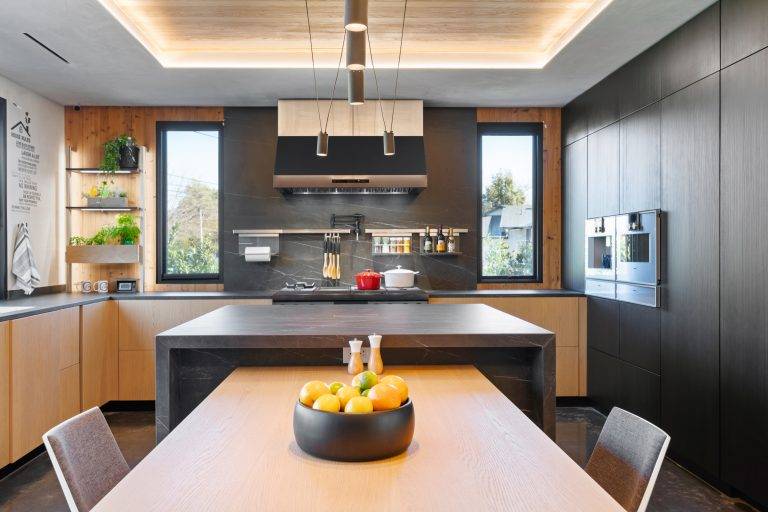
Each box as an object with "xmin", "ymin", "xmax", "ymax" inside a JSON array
[
  {"xmin": 585, "ymin": 407, "xmax": 670, "ymax": 512},
  {"xmin": 42, "ymin": 407, "xmax": 130, "ymax": 512}
]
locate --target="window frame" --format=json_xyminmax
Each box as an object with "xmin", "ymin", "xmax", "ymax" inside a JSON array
[
  {"xmin": 476, "ymin": 122, "xmax": 544, "ymax": 283},
  {"xmin": 156, "ymin": 121, "xmax": 223, "ymax": 284}
]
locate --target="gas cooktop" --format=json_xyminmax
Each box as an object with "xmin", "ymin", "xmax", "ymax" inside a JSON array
[{"xmin": 273, "ymin": 283, "xmax": 428, "ymax": 303}]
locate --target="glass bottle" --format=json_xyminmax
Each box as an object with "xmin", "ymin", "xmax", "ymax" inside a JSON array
[
  {"xmin": 348, "ymin": 338, "xmax": 364, "ymax": 375},
  {"xmin": 447, "ymin": 228, "xmax": 456, "ymax": 253},
  {"xmin": 436, "ymin": 225, "xmax": 447, "ymax": 253},
  {"xmin": 367, "ymin": 334, "xmax": 384, "ymax": 374},
  {"xmin": 423, "ymin": 226, "xmax": 433, "ymax": 253}
]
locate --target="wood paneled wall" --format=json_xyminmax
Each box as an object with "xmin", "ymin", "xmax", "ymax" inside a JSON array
[
  {"xmin": 476, "ymin": 108, "xmax": 562, "ymax": 290},
  {"xmin": 64, "ymin": 107, "xmax": 224, "ymax": 291}
]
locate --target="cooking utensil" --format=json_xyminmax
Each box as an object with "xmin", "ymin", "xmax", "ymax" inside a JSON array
[
  {"xmin": 335, "ymin": 235, "xmax": 342, "ymax": 280},
  {"xmin": 322, "ymin": 234, "xmax": 329, "ymax": 278},
  {"xmin": 355, "ymin": 269, "xmax": 382, "ymax": 290},
  {"xmin": 382, "ymin": 265, "xmax": 420, "ymax": 288}
]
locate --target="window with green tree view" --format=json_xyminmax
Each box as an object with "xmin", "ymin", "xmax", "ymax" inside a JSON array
[
  {"xmin": 157, "ymin": 122, "xmax": 221, "ymax": 282},
  {"xmin": 478, "ymin": 123, "xmax": 542, "ymax": 282}
]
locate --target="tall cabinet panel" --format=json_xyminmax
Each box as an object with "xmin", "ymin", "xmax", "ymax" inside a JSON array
[
  {"xmin": 660, "ymin": 74, "xmax": 720, "ymax": 478},
  {"xmin": 620, "ymin": 103, "xmax": 661, "ymax": 213},
  {"xmin": 722, "ymin": 0, "xmax": 768, "ymax": 67},
  {"xmin": 563, "ymin": 139, "xmax": 587, "ymax": 291},
  {"xmin": 587, "ymin": 123, "xmax": 620, "ymax": 218},
  {"xmin": 721, "ymin": 48, "xmax": 768, "ymax": 508}
]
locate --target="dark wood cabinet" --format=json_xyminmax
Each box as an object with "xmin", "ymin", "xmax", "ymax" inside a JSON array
[
  {"xmin": 722, "ymin": 0, "xmax": 768, "ymax": 67},
  {"xmin": 619, "ymin": 302, "xmax": 660, "ymax": 374},
  {"xmin": 615, "ymin": 43, "xmax": 663, "ymax": 117},
  {"xmin": 587, "ymin": 123, "xmax": 620, "ymax": 218},
  {"xmin": 588, "ymin": 348, "xmax": 620, "ymax": 415},
  {"xmin": 721, "ymin": 48, "xmax": 768, "ymax": 509},
  {"xmin": 584, "ymin": 78, "xmax": 620, "ymax": 135},
  {"xmin": 563, "ymin": 139, "xmax": 587, "ymax": 291},
  {"xmin": 564, "ymin": 97, "xmax": 589, "ymax": 145},
  {"xmin": 660, "ymin": 73, "xmax": 720, "ymax": 479},
  {"xmin": 619, "ymin": 361, "xmax": 661, "ymax": 425},
  {"xmin": 659, "ymin": 3, "xmax": 720, "ymax": 97},
  {"xmin": 587, "ymin": 297, "xmax": 619, "ymax": 357},
  {"xmin": 620, "ymin": 103, "xmax": 661, "ymax": 213}
]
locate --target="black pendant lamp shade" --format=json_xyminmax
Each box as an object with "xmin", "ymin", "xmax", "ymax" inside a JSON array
[
  {"xmin": 383, "ymin": 130, "xmax": 395, "ymax": 156},
  {"xmin": 348, "ymin": 70, "xmax": 365, "ymax": 105},
  {"xmin": 316, "ymin": 131, "xmax": 329, "ymax": 157},
  {"xmin": 346, "ymin": 30, "xmax": 366, "ymax": 71},
  {"xmin": 344, "ymin": 0, "xmax": 368, "ymax": 32}
]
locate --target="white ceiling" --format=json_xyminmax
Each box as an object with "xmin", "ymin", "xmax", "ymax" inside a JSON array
[{"xmin": 0, "ymin": 0, "xmax": 716, "ymax": 107}]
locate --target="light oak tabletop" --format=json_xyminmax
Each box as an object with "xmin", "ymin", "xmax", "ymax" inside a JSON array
[{"xmin": 93, "ymin": 366, "xmax": 623, "ymax": 512}]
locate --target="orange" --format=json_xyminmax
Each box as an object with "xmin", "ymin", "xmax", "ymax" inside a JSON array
[
  {"xmin": 335, "ymin": 385, "xmax": 361, "ymax": 409},
  {"xmin": 312, "ymin": 394, "xmax": 341, "ymax": 412},
  {"xmin": 345, "ymin": 396, "xmax": 374, "ymax": 414},
  {"xmin": 367, "ymin": 383, "xmax": 402, "ymax": 411},
  {"xmin": 299, "ymin": 380, "xmax": 331, "ymax": 406},
  {"xmin": 380, "ymin": 375, "xmax": 408, "ymax": 403}
]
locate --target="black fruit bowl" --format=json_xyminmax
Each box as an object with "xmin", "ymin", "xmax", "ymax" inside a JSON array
[{"xmin": 293, "ymin": 399, "xmax": 415, "ymax": 462}]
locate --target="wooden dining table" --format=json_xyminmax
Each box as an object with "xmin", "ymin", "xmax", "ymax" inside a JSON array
[{"xmin": 93, "ymin": 366, "xmax": 623, "ymax": 511}]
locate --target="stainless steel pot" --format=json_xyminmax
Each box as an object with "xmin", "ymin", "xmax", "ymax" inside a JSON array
[{"xmin": 382, "ymin": 265, "xmax": 419, "ymax": 288}]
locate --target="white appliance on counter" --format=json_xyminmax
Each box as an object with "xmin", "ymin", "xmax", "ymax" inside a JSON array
[{"xmin": 585, "ymin": 210, "xmax": 662, "ymax": 307}]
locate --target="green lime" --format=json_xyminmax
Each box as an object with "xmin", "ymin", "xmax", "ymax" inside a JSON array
[
  {"xmin": 362, "ymin": 388, "xmax": 370, "ymax": 397},
  {"xmin": 354, "ymin": 370, "xmax": 378, "ymax": 391},
  {"xmin": 329, "ymin": 381, "xmax": 344, "ymax": 395}
]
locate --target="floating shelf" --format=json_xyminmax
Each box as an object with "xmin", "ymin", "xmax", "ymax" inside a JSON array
[
  {"xmin": 372, "ymin": 252, "xmax": 415, "ymax": 256},
  {"xmin": 66, "ymin": 244, "xmax": 142, "ymax": 264},
  {"xmin": 366, "ymin": 227, "xmax": 469, "ymax": 236},
  {"xmin": 66, "ymin": 206, "xmax": 142, "ymax": 212},
  {"xmin": 420, "ymin": 252, "xmax": 463, "ymax": 257},
  {"xmin": 66, "ymin": 168, "xmax": 142, "ymax": 174},
  {"xmin": 233, "ymin": 228, "xmax": 352, "ymax": 235}
]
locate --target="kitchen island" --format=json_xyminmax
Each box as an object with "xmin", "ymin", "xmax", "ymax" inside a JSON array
[{"xmin": 155, "ymin": 303, "xmax": 555, "ymax": 441}]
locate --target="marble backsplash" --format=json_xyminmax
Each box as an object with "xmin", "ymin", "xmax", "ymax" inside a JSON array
[{"xmin": 220, "ymin": 107, "xmax": 479, "ymax": 291}]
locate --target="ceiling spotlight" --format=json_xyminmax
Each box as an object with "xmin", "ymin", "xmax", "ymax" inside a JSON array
[
  {"xmin": 348, "ymin": 70, "xmax": 365, "ymax": 105},
  {"xmin": 344, "ymin": 0, "xmax": 368, "ymax": 32},
  {"xmin": 346, "ymin": 30, "xmax": 366, "ymax": 71}
]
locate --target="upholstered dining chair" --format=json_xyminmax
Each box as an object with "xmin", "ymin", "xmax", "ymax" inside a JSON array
[
  {"xmin": 42, "ymin": 407, "xmax": 130, "ymax": 512},
  {"xmin": 585, "ymin": 407, "xmax": 670, "ymax": 512}
]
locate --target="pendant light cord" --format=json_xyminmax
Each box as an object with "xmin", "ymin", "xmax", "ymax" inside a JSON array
[
  {"xmin": 366, "ymin": 29, "xmax": 389, "ymax": 132},
  {"xmin": 324, "ymin": 31, "xmax": 347, "ymax": 132},
  {"xmin": 390, "ymin": 0, "xmax": 408, "ymax": 132},
  {"xmin": 304, "ymin": 0, "xmax": 323, "ymax": 131}
]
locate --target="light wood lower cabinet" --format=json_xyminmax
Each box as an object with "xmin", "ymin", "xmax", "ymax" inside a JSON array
[
  {"xmin": 0, "ymin": 322, "xmax": 10, "ymax": 467},
  {"xmin": 10, "ymin": 308, "xmax": 81, "ymax": 462},
  {"xmin": 117, "ymin": 300, "xmax": 271, "ymax": 400},
  {"xmin": 82, "ymin": 301, "xmax": 119, "ymax": 409},
  {"xmin": 429, "ymin": 296, "xmax": 587, "ymax": 396}
]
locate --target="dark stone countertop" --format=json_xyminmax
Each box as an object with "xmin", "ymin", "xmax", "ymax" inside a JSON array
[{"xmin": 427, "ymin": 289, "xmax": 584, "ymax": 298}]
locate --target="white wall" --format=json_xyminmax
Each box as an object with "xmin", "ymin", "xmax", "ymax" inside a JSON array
[{"xmin": 1, "ymin": 73, "xmax": 65, "ymax": 291}]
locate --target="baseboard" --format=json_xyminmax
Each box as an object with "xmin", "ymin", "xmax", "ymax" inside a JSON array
[
  {"xmin": 555, "ymin": 396, "xmax": 595, "ymax": 407},
  {"xmin": 101, "ymin": 400, "xmax": 155, "ymax": 412},
  {"xmin": 0, "ymin": 445, "xmax": 46, "ymax": 480}
]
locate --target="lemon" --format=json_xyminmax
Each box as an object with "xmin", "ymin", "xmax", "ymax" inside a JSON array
[
  {"xmin": 299, "ymin": 380, "xmax": 331, "ymax": 407},
  {"xmin": 329, "ymin": 381, "xmax": 344, "ymax": 395},
  {"xmin": 335, "ymin": 385, "xmax": 361, "ymax": 408},
  {"xmin": 344, "ymin": 396, "xmax": 374, "ymax": 414},
  {"xmin": 312, "ymin": 394, "xmax": 341, "ymax": 412},
  {"xmin": 380, "ymin": 375, "xmax": 409, "ymax": 403},
  {"xmin": 351, "ymin": 370, "xmax": 378, "ymax": 391}
]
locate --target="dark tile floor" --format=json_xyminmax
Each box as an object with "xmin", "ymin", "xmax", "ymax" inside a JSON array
[{"xmin": 0, "ymin": 408, "xmax": 758, "ymax": 511}]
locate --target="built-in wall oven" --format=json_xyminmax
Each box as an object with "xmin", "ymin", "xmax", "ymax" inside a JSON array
[{"xmin": 585, "ymin": 210, "xmax": 662, "ymax": 307}]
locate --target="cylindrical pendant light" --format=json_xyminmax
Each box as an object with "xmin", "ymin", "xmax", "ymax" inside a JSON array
[
  {"xmin": 344, "ymin": 0, "xmax": 368, "ymax": 32},
  {"xmin": 345, "ymin": 30, "xmax": 366, "ymax": 71},
  {"xmin": 383, "ymin": 130, "xmax": 395, "ymax": 156},
  {"xmin": 348, "ymin": 70, "xmax": 365, "ymax": 105},
  {"xmin": 317, "ymin": 131, "xmax": 329, "ymax": 157}
]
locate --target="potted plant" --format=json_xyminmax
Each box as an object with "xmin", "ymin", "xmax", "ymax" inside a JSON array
[
  {"xmin": 114, "ymin": 213, "xmax": 141, "ymax": 245},
  {"xmin": 66, "ymin": 214, "xmax": 141, "ymax": 264},
  {"xmin": 83, "ymin": 180, "xmax": 128, "ymax": 208},
  {"xmin": 100, "ymin": 134, "xmax": 139, "ymax": 172}
]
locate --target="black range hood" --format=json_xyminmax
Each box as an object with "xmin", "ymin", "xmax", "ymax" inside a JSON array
[{"xmin": 274, "ymin": 136, "xmax": 427, "ymax": 194}]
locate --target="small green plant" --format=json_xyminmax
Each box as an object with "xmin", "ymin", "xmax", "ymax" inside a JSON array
[
  {"xmin": 68, "ymin": 214, "xmax": 141, "ymax": 246},
  {"xmin": 100, "ymin": 134, "xmax": 133, "ymax": 172}
]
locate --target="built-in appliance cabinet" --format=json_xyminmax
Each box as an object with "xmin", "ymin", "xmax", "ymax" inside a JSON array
[
  {"xmin": 720, "ymin": 46, "xmax": 768, "ymax": 507},
  {"xmin": 586, "ymin": 123, "xmax": 620, "ymax": 218},
  {"xmin": 562, "ymin": 139, "xmax": 587, "ymax": 292},
  {"xmin": 0, "ymin": 322, "xmax": 9, "ymax": 467},
  {"xmin": 277, "ymin": 100, "xmax": 423, "ymax": 136},
  {"xmin": 10, "ymin": 309, "xmax": 80, "ymax": 462},
  {"xmin": 429, "ymin": 296, "xmax": 587, "ymax": 397},
  {"xmin": 619, "ymin": 103, "xmax": 660, "ymax": 214}
]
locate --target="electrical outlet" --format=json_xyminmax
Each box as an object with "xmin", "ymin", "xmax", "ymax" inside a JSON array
[{"xmin": 342, "ymin": 346, "xmax": 370, "ymax": 364}]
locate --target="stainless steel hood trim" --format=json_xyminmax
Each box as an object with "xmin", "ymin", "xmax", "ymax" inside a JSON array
[{"xmin": 273, "ymin": 174, "xmax": 428, "ymax": 189}]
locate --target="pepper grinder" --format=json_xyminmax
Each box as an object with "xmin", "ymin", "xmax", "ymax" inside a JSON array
[
  {"xmin": 367, "ymin": 334, "xmax": 384, "ymax": 374},
  {"xmin": 348, "ymin": 338, "xmax": 364, "ymax": 375}
]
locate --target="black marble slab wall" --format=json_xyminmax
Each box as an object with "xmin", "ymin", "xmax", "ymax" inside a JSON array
[{"xmin": 220, "ymin": 107, "xmax": 478, "ymax": 290}]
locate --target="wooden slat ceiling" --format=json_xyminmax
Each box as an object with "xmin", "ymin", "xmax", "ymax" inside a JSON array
[{"xmin": 99, "ymin": 0, "xmax": 612, "ymax": 68}]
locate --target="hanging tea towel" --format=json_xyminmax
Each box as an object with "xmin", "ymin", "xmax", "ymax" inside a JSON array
[{"xmin": 12, "ymin": 222, "xmax": 41, "ymax": 295}]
